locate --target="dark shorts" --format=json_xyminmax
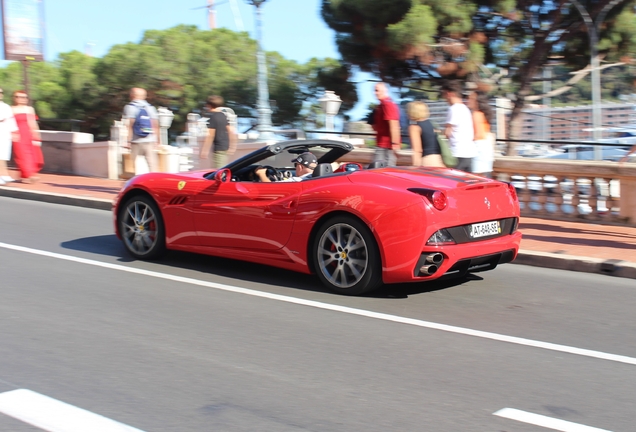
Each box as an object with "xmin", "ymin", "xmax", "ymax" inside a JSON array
[{"xmin": 454, "ymin": 157, "xmax": 473, "ymax": 172}]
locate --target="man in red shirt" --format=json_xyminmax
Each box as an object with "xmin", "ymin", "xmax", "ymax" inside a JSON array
[{"xmin": 372, "ymin": 82, "xmax": 401, "ymax": 166}]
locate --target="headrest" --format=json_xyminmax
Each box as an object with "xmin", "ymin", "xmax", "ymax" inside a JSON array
[
  {"xmin": 367, "ymin": 161, "xmax": 387, "ymax": 169},
  {"xmin": 312, "ymin": 163, "xmax": 333, "ymax": 178}
]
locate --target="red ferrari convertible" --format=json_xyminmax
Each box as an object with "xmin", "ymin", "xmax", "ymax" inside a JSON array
[{"xmin": 113, "ymin": 139, "xmax": 521, "ymax": 295}]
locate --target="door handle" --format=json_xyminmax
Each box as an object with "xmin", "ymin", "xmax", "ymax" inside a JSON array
[{"xmin": 282, "ymin": 200, "xmax": 295, "ymax": 209}]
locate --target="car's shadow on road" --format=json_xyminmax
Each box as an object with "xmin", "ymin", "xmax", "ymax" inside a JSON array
[
  {"xmin": 61, "ymin": 235, "xmax": 480, "ymax": 299},
  {"xmin": 61, "ymin": 235, "xmax": 135, "ymax": 261},
  {"xmin": 369, "ymin": 274, "xmax": 483, "ymax": 299}
]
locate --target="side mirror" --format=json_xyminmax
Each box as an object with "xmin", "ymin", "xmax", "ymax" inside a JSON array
[{"xmin": 214, "ymin": 168, "xmax": 231, "ymax": 183}]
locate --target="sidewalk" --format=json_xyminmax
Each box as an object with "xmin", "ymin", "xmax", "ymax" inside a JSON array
[{"xmin": 1, "ymin": 169, "xmax": 635, "ymax": 279}]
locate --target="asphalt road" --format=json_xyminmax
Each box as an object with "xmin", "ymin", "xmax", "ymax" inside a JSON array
[{"xmin": 1, "ymin": 196, "xmax": 635, "ymax": 431}]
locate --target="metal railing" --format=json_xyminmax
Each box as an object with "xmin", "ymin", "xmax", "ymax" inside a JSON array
[
  {"xmin": 38, "ymin": 119, "xmax": 85, "ymax": 132},
  {"xmin": 274, "ymin": 129, "xmax": 306, "ymax": 139},
  {"xmin": 302, "ymin": 131, "xmax": 636, "ymax": 150}
]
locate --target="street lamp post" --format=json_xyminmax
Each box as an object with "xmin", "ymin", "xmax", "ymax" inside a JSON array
[
  {"xmin": 246, "ymin": 0, "xmax": 275, "ymax": 141},
  {"xmin": 571, "ymin": 0, "xmax": 624, "ymax": 160},
  {"xmin": 157, "ymin": 107, "xmax": 175, "ymax": 146},
  {"xmin": 318, "ymin": 91, "xmax": 342, "ymax": 133}
]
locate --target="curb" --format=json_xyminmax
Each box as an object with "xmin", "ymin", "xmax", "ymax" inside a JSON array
[
  {"xmin": 3, "ymin": 186, "xmax": 635, "ymax": 281},
  {"xmin": 514, "ymin": 250, "xmax": 636, "ymax": 280},
  {"xmin": 0, "ymin": 187, "xmax": 113, "ymax": 211}
]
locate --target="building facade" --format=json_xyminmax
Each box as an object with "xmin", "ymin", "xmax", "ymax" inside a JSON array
[
  {"xmin": 519, "ymin": 103, "xmax": 636, "ymax": 141},
  {"xmin": 427, "ymin": 100, "xmax": 636, "ymax": 142}
]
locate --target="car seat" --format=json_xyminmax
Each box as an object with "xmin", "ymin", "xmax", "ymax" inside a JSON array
[
  {"xmin": 367, "ymin": 161, "xmax": 387, "ymax": 169},
  {"xmin": 312, "ymin": 163, "xmax": 333, "ymax": 178}
]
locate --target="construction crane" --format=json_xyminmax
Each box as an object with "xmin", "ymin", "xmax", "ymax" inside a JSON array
[{"xmin": 191, "ymin": 0, "xmax": 244, "ymax": 31}]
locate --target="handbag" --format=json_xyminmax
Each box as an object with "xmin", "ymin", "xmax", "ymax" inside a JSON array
[{"xmin": 437, "ymin": 134, "xmax": 457, "ymax": 168}]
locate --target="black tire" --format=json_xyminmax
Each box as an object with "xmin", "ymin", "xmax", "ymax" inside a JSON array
[
  {"xmin": 118, "ymin": 195, "xmax": 166, "ymax": 260},
  {"xmin": 312, "ymin": 215, "xmax": 383, "ymax": 295}
]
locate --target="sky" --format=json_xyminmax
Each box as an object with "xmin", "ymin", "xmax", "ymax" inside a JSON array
[{"xmin": 0, "ymin": 0, "xmax": 378, "ymax": 119}]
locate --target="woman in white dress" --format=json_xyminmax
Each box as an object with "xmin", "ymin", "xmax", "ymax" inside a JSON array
[
  {"xmin": 467, "ymin": 91, "xmax": 495, "ymax": 178},
  {"xmin": 0, "ymin": 88, "xmax": 19, "ymax": 185}
]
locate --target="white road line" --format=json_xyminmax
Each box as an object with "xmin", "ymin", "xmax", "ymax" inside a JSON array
[
  {"xmin": 0, "ymin": 389, "xmax": 144, "ymax": 432},
  {"xmin": 494, "ymin": 408, "xmax": 611, "ymax": 431},
  {"xmin": 2, "ymin": 241, "xmax": 636, "ymax": 367}
]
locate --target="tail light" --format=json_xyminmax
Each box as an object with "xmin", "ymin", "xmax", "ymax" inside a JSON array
[
  {"xmin": 408, "ymin": 188, "xmax": 448, "ymax": 210},
  {"xmin": 507, "ymin": 182, "xmax": 518, "ymax": 202}
]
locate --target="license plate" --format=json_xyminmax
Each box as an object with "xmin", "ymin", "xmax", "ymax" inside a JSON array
[{"xmin": 470, "ymin": 220, "xmax": 501, "ymax": 238}]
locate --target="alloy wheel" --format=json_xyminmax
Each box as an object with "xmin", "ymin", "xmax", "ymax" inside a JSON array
[
  {"xmin": 316, "ymin": 223, "xmax": 369, "ymax": 289},
  {"xmin": 121, "ymin": 200, "xmax": 159, "ymax": 256}
]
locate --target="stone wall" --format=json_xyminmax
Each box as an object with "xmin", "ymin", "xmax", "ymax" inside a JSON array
[{"xmin": 38, "ymin": 131, "xmax": 116, "ymax": 178}]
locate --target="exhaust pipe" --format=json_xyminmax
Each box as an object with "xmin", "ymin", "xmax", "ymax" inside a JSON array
[
  {"xmin": 425, "ymin": 253, "xmax": 443, "ymax": 264},
  {"xmin": 419, "ymin": 264, "xmax": 438, "ymax": 275}
]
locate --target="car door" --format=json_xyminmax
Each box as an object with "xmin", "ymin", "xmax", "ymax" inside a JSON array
[{"xmin": 192, "ymin": 180, "xmax": 302, "ymax": 250}]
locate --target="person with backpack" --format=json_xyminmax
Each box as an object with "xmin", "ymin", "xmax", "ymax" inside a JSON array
[{"xmin": 123, "ymin": 88, "xmax": 159, "ymax": 174}]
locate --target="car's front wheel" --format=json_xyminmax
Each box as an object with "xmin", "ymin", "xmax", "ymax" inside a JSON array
[
  {"xmin": 119, "ymin": 195, "xmax": 166, "ymax": 260},
  {"xmin": 312, "ymin": 215, "xmax": 382, "ymax": 295}
]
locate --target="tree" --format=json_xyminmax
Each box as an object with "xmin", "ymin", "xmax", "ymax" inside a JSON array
[
  {"xmin": 322, "ymin": 0, "xmax": 478, "ymax": 81},
  {"xmin": 0, "ymin": 25, "xmax": 350, "ymax": 139},
  {"xmin": 95, "ymin": 25, "xmax": 354, "ymax": 133},
  {"xmin": 322, "ymin": 0, "xmax": 636, "ymax": 153},
  {"xmin": 52, "ymin": 51, "xmax": 104, "ymax": 135},
  {"xmin": 283, "ymin": 58, "xmax": 358, "ymax": 127},
  {"xmin": 92, "ymin": 25, "xmax": 260, "ymax": 135}
]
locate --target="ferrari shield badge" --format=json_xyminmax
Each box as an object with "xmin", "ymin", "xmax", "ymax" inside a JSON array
[{"xmin": 178, "ymin": 181, "xmax": 186, "ymax": 190}]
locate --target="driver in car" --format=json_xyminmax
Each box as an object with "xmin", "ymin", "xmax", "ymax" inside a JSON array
[{"xmin": 255, "ymin": 152, "xmax": 318, "ymax": 182}]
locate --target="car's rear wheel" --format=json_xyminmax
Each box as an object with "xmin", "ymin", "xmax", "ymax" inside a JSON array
[
  {"xmin": 119, "ymin": 195, "xmax": 166, "ymax": 260},
  {"xmin": 312, "ymin": 215, "xmax": 382, "ymax": 295}
]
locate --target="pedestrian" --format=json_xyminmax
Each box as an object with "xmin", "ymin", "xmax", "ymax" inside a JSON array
[
  {"xmin": 441, "ymin": 81, "xmax": 476, "ymax": 172},
  {"xmin": 406, "ymin": 101, "xmax": 444, "ymax": 167},
  {"xmin": 371, "ymin": 82, "xmax": 401, "ymax": 166},
  {"xmin": 11, "ymin": 90, "xmax": 43, "ymax": 184},
  {"xmin": 0, "ymin": 88, "xmax": 18, "ymax": 185},
  {"xmin": 199, "ymin": 95, "xmax": 237, "ymax": 169},
  {"xmin": 399, "ymin": 101, "xmax": 411, "ymax": 148},
  {"xmin": 123, "ymin": 87, "xmax": 159, "ymax": 174},
  {"xmin": 619, "ymin": 144, "xmax": 636, "ymax": 163},
  {"xmin": 468, "ymin": 91, "xmax": 495, "ymax": 178}
]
